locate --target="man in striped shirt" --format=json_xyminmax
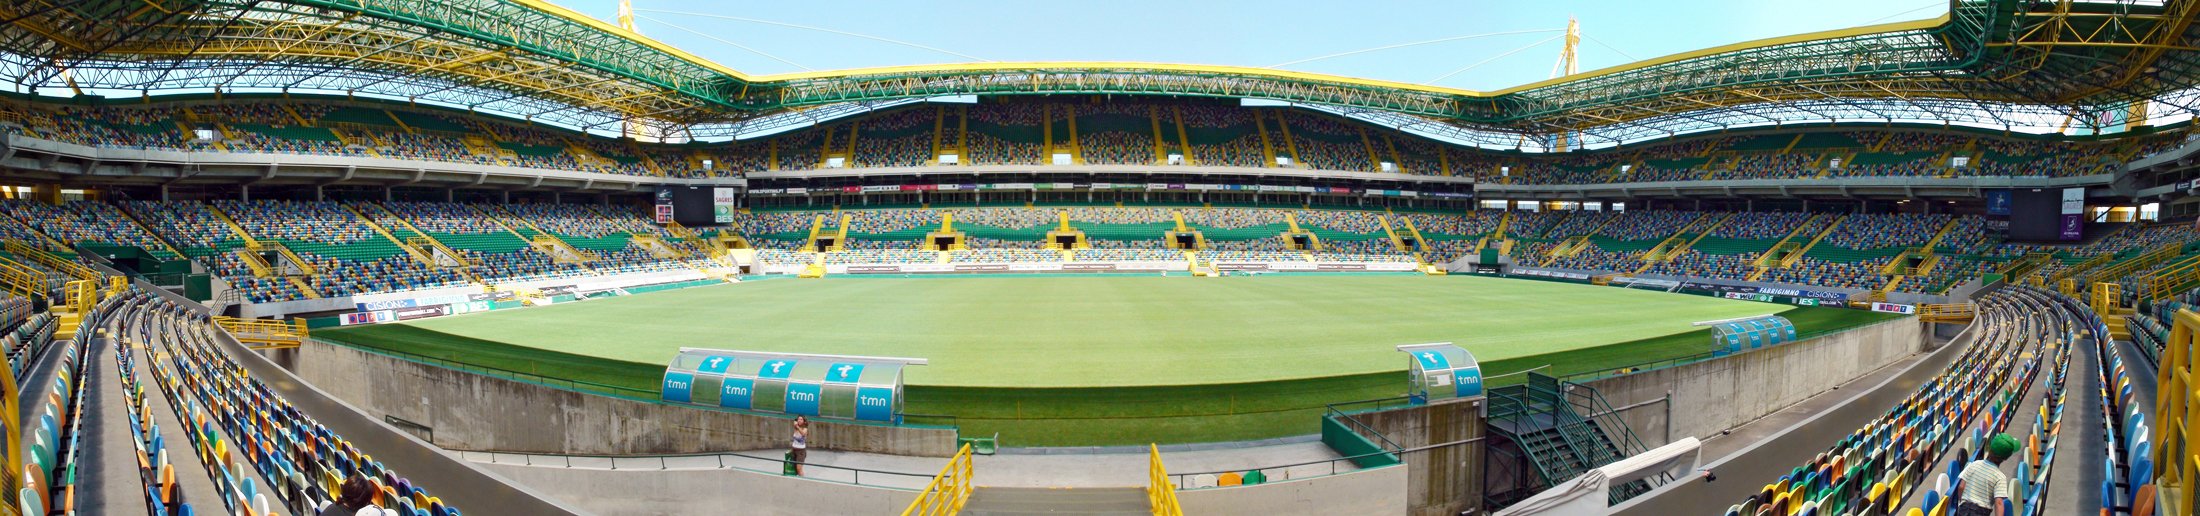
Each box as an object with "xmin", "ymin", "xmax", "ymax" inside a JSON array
[{"xmin": 1955, "ymin": 433, "xmax": 2020, "ymax": 516}]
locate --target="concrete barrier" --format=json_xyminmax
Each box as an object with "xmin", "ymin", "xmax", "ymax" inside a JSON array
[
  {"xmin": 281, "ymin": 340, "xmax": 962, "ymax": 457},
  {"xmin": 208, "ymin": 330, "xmax": 588, "ymax": 514},
  {"xmin": 1341, "ymin": 398, "xmax": 1487, "ymax": 516},
  {"xmin": 474, "ymin": 462, "xmax": 921, "ymax": 516},
  {"xmin": 1617, "ymin": 317, "xmax": 1975, "ymax": 515},
  {"xmin": 1582, "ymin": 317, "xmax": 1925, "ymax": 449},
  {"xmin": 1177, "ymin": 463, "xmax": 1410, "ymax": 515}
]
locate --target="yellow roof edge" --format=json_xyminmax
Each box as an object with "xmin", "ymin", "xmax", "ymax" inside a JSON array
[
  {"xmin": 503, "ymin": 0, "xmax": 758, "ymax": 81},
  {"xmin": 747, "ymin": 61, "xmax": 1486, "ymax": 95},
  {"xmin": 511, "ymin": 0, "xmax": 1946, "ymax": 101},
  {"xmin": 1485, "ymin": 15, "xmax": 1951, "ymax": 95}
]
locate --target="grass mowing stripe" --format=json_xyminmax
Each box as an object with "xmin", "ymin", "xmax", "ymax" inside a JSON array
[
  {"xmin": 314, "ymin": 276, "xmax": 1905, "ymax": 446},
  {"xmin": 320, "ymin": 324, "xmax": 665, "ymax": 393}
]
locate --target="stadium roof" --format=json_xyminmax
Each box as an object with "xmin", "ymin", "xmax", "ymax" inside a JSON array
[{"xmin": 4, "ymin": 0, "xmax": 2199, "ymax": 147}]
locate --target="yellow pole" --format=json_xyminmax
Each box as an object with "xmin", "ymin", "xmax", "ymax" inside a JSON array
[
  {"xmin": 817, "ymin": 125, "xmax": 836, "ymax": 169},
  {"xmin": 1064, "ymin": 105, "xmax": 1082, "ymax": 164},
  {"xmin": 1357, "ymin": 126, "xmax": 1381, "ymax": 172},
  {"xmin": 956, "ymin": 106, "xmax": 970, "ymax": 157},
  {"xmin": 845, "ymin": 122, "xmax": 861, "ymax": 167},
  {"xmin": 1149, "ymin": 106, "xmax": 1168, "ymax": 165},
  {"xmin": 1384, "ymin": 133, "xmax": 1404, "ymax": 174},
  {"xmin": 1041, "ymin": 104, "xmax": 1054, "ymax": 160},
  {"xmin": 1172, "ymin": 106, "xmax": 1196, "ymax": 166},
  {"xmin": 929, "ymin": 106, "xmax": 946, "ymax": 165},
  {"xmin": 1437, "ymin": 146, "xmax": 1453, "ymax": 177},
  {"xmin": 1274, "ymin": 112, "xmax": 1304, "ymax": 167},
  {"xmin": 1, "ymin": 353, "xmax": 18, "ymax": 515},
  {"xmin": 1252, "ymin": 110, "xmax": 1277, "ymax": 168}
]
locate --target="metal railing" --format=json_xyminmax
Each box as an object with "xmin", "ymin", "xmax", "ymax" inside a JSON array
[
  {"xmin": 1470, "ymin": 365, "xmax": 1553, "ymax": 389},
  {"xmin": 1148, "ymin": 444, "xmax": 1184, "ymax": 516},
  {"xmin": 1917, "ymin": 302, "xmax": 1976, "ymax": 322},
  {"xmin": 1166, "ymin": 447, "xmax": 1391, "ymax": 490},
  {"xmin": 308, "ymin": 337, "xmax": 959, "ymax": 431},
  {"xmin": 309, "ymin": 337, "xmax": 662, "ymax": 399},
  {"xmin": 1164, "ymin": 436, "xmax": 1472, "ymax": 490},
  {"xmin": 459, "ymin": 448, "xmax": 940, "ymax": 490},
  {"xmin": 902, "ymin": 443, "xmax": 975, "ymax": 516},
  {"xmin": 1552, "ymin": 317, "xmax": 1903, "ymax": 384},
  {"xmin": 214, "ymin": 316, "xmax": 309, "ymax": 347},
  {"xmin": 1323, "ymin": 395, "xmax": 1419, "ymax": 417},
  {"xmin": 1323, "ymin": 397, "xmax": 1408, "ymax": 454}
]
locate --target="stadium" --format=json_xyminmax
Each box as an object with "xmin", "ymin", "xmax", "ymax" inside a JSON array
[{"xmin": 2, "ymin": 0, "xmax": 2200, "ymax": 514}]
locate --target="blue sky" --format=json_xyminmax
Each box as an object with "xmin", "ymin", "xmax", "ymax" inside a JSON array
[{"xmin": 584, "ymin": 0, "xmax": 1947, "ymax": 90}]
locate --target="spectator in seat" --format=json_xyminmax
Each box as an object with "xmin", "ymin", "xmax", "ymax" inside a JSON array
[
  {"xmin": 319, "ymin": 475, "xmax": 381, "ymax": 516},
  {"xmin": 1955, "ymin": 433, "xmax": 2019, "ymax": 516}
]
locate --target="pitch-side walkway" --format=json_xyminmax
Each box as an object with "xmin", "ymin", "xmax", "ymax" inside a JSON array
[{"xmin": 457, "ymin": 438, "xmax": 1351, "ymax": 490}]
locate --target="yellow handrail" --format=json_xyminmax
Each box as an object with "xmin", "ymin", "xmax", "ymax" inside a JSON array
[
  {"xmin": 1147, "ymin": 444, "xmax": 1183, "ymax": 516},
  {"xmin": 901, "ymin": 443, "xmax": 974, "ymax": 516},
  {"xmin": 212, "ymin": 316, "xmax": 311, "ymax": 349},
  {"xmin": 4, "ymin": 241, "xmax": 98, "ymax": 281},
  {"xmin": 2147, "ymin": 255, "xmax": 2200, "ymax": 303},
  {"xmin": 1, "ymin": 339, "xmax": 18, "ymax": 516},
  {"xmin": 1917, "ymin": 303, "xmax": 1975, "ymax": 323},
  {"xmin": 62, "ymin": 279, "xmax": 97, "ymax": 310},
  {"xmin": 2157, "ymin": 308, "xmax": 2200, "ymax": 514},
  {"xmin": 0, "ymin": 256, "xmax": 47, "ymax": 297}
]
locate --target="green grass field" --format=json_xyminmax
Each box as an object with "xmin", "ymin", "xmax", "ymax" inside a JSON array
[{"xmin": 317, "ymin": 274, "xmax": 1901, "ymax": 446}]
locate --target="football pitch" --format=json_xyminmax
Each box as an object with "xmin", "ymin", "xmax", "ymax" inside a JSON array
[{"xmin": 318, "ymin": 274, "xmax": 1901, "ymax": 445}]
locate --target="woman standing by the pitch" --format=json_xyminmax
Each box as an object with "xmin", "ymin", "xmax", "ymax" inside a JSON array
[{"xmin": 790, "ymin": 415, "xmax": 810, "ymax": 475}]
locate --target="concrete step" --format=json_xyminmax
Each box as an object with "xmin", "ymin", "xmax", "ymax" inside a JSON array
[{"xmin": 962, "ymin": 487, "xmax": 1151, "ymax": 515}]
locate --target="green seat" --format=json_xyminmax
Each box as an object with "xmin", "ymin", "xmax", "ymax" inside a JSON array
[{"xmin": 958, "ymin": 433, "xmax": 1000, "ymax": 455}]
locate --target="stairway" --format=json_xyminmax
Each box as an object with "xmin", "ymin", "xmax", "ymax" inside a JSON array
[
  {"xmin": 473, "ymin": 205, "xmax": 593, "ymax": 264},
  {"xmin": 202, "ymin": 203, "xmax": 262, "ymax": 249},
  {"xmin": 343, "ymin": 204, "xmax": 434, "ymax": 264},
  {"xmin": 1486, "ymin": 372, "xmax": 1657, "ymax": 505},
  {"xmin": 961, "ymin": 487, "xmax": 1151, "ymax": 516}
]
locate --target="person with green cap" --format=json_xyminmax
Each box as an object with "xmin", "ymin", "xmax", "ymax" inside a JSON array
[{"xmin": 1955, "ymin": 433, "xmax": 2021, "ymax": 516}]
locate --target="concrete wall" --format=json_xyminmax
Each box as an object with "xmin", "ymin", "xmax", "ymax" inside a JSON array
[
  {"xmin": 476, "ymin": 462, "xmax": 919, "ymax": 516},
  {"xmin": 1345, "ymin": 397, "xmax": 1487, "ymax": 516},
  {"xmin": 282, "ymin": 341, "xmax": 961, "ymax": 457},
  {"xmin": 1583, "ymin": 317, "xmax": 1925, "ymax": 449},
  {"xmin": 1618, "ymin": 319, "xmax": 1976, "ymax": 515},
  {"xmin": 1178, "ymin": 463, "xmax": 1410, "ymax": 515},
  {"xmin": 208, "ymin": 335, "xmax": 590, "ymax": 515}
]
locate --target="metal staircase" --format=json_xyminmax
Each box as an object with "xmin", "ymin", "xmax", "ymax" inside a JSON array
[{"xmin": 1485, "ymin": 372, "xmax": 1661, "ymax": 508}]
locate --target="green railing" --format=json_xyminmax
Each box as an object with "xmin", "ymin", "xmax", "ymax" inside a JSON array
[{"xmin": 1551, "ymin": 317, "xmax": 1905, "ymax": 384}]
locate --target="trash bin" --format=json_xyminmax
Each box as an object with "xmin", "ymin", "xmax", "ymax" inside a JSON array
[
  {"xmin": 784, "ymin": 451, "xmax": 799, "ymax": 476},
  {"xmin": 1242, "ymin": 470, "xmax": 1266, "ymax": 485}
]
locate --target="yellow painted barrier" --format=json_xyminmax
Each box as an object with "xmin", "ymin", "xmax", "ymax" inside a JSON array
[
  {"xmin": 2158, "ymin": 308, "xmax": 2200, "ymax": 514},
  {"xmin": 212, "ymin": 316, "xmax": 310, "ymax": 349},
  {"xmin": 901, "ymin": 443, "xmax": 974, "ymax": 516},
  {"xmin": 1148, "ymin": 444, "xmax": 1183, "ymax": 516},
  {"xmin": 1917, "ymin": 303, "xmax": 1975, "ymax": 323}
]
